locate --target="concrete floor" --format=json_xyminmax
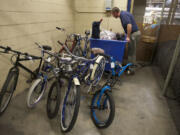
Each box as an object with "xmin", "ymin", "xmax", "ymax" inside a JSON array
[{"xmin": 0, "ymin": 66, "xmax": 178, "ymax": 135}]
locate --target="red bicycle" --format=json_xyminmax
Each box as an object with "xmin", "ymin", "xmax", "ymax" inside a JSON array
[{"xmin": 56, "ymin": 27, "xmax": 90, "ymax": 57}]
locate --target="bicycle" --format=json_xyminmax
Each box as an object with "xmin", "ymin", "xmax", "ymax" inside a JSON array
[
  {"xmin": 27, "ymin": 43, "xmax": 74, "ymax": 119},
  {"xmin": 57, "ymin": 41, "xmax": 106, "ymax": 132},
  {"xmin": 56, "ymin": 27, "xmax": 78, "ymax": 54},
  {"xmin": 56, "ymin": 27, "xmax": 90, "ymax": 58},
  {"xmin": 0, "ymin": 45, "xmax": 48, "ymax": 116},
  {"xmin": 72, "ymin": 30, "xmax": 91, "ymax": 58},
  {"xmin": 90, "ymin": 53, "xmax": 133, "ymax": 128},
  {"xmin": 26, "ymin": 43, "xmax": 57, "ymax": 109}
]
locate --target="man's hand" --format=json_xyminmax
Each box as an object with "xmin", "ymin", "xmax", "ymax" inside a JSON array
[{"xmin": 126, "ymin": 37, "xmax": 130, "ymax": 42}]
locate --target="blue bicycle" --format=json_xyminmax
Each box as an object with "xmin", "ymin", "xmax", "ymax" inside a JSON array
[
  {"xmin": 58, "ymin": 41, "xmax": 106, "ymax": 132},
  {"xmin": 90, "ymin": 53, "xmax": 133, "ymax": 128}
]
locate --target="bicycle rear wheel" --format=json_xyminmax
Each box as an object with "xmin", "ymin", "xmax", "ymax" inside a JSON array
[
  {"xmin": 0, "ymin": 68, "xmax": 19, "ymax": 116},
  {"xmin": 27, "ymin": 78, "xmax": 47, "ymax": 108},
  {"xmin": 46, "ymin": 81, "xmax": 61, "ymax": 119},
  {"xmin": 60, "ymin": 80, "xmax": 80, "ymax": 132},
  {"xmin": 91, "ymin": 90, "xmax": 115, "ymax": 128}
]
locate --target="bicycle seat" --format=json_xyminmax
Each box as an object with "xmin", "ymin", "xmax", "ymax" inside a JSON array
[
  {"xmin": 85, "ymin": 30, "xmax": 90, "ymax": 35},
  {"xmin": 42, "ymin": 45, "xmax": 52, "ymax": 51},
  {"xmin": 91, "ymin": 48, "xmax": 111, "ymax": 61},
  {"xmin": 91, "ymin": 48, "xmax": 105, "ymax": 55}
]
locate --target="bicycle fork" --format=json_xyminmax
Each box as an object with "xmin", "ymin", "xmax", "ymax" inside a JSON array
[{"xmin": 96, "ymin": 86, "xmax": 111, "ymax": 108}]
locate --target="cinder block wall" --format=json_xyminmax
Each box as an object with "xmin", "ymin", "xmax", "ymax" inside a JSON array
[
  {"xmin": 74, "ymin": 0, "xmax": 127, "ymax": 34},
  {"xmin": 0, "ymin": 0, "xmax": 75, "ymax": 95}
]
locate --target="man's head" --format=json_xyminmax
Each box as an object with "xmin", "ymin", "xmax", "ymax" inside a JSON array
[{"xmin": 112, "ymin": 7, "xmax": 120, "ymax": 18}]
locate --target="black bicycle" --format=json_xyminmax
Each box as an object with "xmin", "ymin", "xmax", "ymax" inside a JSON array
[{"xmin": 0, "ymin": 45, "xmax": 51, "ymax": 116}]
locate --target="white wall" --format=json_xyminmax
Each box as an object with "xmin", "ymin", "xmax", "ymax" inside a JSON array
[{"xmin": 74, "ymin": 0, "xmax": 128, "ymax": 34}]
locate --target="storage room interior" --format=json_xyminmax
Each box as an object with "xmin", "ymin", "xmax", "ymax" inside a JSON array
[{"xmin": 0, "ymin": 0, "xmax": 180, "ymax": 135}]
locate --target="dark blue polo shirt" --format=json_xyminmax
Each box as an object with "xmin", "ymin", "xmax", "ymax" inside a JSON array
[{"xmin": 120, "ymin": 11, "xmax": 138, "ymax": 34}]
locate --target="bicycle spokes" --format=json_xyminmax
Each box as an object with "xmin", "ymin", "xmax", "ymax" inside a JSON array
[{"xmin": 62, "ymin": 84, "xmax": 76, "ymax": 127}]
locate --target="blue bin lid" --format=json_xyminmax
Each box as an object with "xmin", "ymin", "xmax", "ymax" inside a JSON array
[{"xmin": 90, "ymin": 38, "xmax": 127, "ymax": 43}]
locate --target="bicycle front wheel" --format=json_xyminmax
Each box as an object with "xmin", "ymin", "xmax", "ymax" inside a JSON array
[
  {"xmin": 46, "ymin": 81, "xmax": 61, "ymax": 119},
  {"xmin": 60, "ymin": 80, "xmax": 80, "ymax": 132},
  {"xmin": 27, "ymin": 78, "xmax": 47, "ymax": 108},
  {"xmin": 0, "ymin": 68, "xmax": 19, "ymax": 116},
  {"xmin": 91, "ymin": 56, "xmax": 106, "ymax": 86},
  {"xmin": 91, "ymin": 90, "xmax": 115, "ymax": 128}
]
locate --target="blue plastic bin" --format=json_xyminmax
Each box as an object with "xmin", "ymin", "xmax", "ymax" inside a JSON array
[{"xmin": 90, "ymin": 38, "xmax": 127, "ymax": 71}]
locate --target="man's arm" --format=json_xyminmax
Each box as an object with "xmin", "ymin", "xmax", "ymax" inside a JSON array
[{"xmin": 126, "ymin": 24, "xmax": 132, "ymax": 42}]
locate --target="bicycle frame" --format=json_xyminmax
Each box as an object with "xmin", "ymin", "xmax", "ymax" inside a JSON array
[
  {"xmin": 0, "ymin": 45, "xmax": 44, "ymax": 79},
  {"xmin": 14, "ymin": 53, "xmax": 42, "ymax": 78},
  {"xmin": 82, "ymin": 36, "xmax": 89, "ymax": 57},
  {"xmin": 109, "ymin": 57, "xmax": 133, "ymax": 77},
  {"xmin": 96, "ymin": 86, "xmax": 111, "ymax": 107},
  {"xmin": 76, "ymin": 34, "xmax": 89, "ymax": 57},
  {"xmin": 72, "ymin": 60, "xmax": 93, "ymax": 85},
  {"xmin": 59, "ymin": 38, "xmax": 77, "ymax": 53}
]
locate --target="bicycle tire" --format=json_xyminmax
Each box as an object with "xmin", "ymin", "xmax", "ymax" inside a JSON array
[
  {"xmin": 27, "ymin": 78, "xmax": 47, "ymax": 108},
  {"xmin": 0, "ymin": 68, "xmax": 19, "ymax": 116},
  {"xmin": 91, "ymin": 90, "xmax": 115, "ymax": 128},
  {"xmin": 46, "ymin": 81, "xmax": 61, "ymax": 119},
  {"xmin": 60, "ymin": 80, "xmax": 80, "ymax": 132}
]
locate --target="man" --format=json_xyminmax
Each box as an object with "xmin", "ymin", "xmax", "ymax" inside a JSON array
[{"xmin": 112, "ymin": 7, "xmax": 141, "ymax": 68}]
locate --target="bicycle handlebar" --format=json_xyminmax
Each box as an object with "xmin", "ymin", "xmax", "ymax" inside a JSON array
[
  {"xmin": 0, "ymin": 45, "xmax": 41, "ymax": 59},
  {"xmin": 57, "ymin": 41, "xmax": 98, "ymax": 62}
]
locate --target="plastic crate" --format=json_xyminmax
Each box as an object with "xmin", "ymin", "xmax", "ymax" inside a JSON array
[{"xmin": 90, "ymin": 38, "xmax": 127, "ymax": 71}]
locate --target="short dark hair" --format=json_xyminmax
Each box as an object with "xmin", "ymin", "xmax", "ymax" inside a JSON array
[{"xmin": 112, "ymin": 7, "xmax": 120, "ymax": 13}]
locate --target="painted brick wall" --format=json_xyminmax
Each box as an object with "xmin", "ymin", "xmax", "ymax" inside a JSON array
[{"xmin": 0, "ymin": 0, "xmax": 75, "ymax": 95}]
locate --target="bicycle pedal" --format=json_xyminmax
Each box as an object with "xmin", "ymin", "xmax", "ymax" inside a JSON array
[{"xmin": 126, "ymin": 69, "xmax": 135, "ymax": 75}]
